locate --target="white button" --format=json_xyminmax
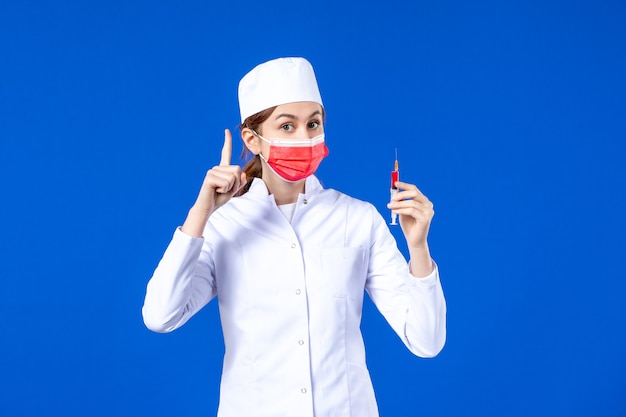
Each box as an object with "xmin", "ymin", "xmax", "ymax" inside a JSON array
[
  {"xmin": 298, "ymin": 340, "xmax": 304, "ymax": 345},
  {"xmin": 295, "ymin": 289, "xmax": 301, "ymax": 295},
  {"xmin": 301, "ymin": 388, "xmax": 307, "ymax": 394},
  {"xmin": 291, "ymin": 243, "xmax": 296, "ymax": 248}
]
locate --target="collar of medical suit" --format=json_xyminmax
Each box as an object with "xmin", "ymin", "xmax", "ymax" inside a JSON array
[{"xmin": 246, "ymin": 175, "xmax": 322, "ymax": 201}]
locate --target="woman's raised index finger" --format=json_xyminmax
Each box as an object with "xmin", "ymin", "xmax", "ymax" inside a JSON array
[{"xmin": 219, "ymin": 129, "xmax": 232, "ymax": 166}]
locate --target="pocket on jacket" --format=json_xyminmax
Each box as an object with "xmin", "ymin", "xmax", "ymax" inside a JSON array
[{"xmin": 321, "ymin": 246, "xmax": 367, "ymax": 298}]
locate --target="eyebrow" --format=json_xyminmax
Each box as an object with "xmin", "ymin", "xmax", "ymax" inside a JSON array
[{"xmin": 274, "ymin": 110, "xmax": 322, "ymax": 120}]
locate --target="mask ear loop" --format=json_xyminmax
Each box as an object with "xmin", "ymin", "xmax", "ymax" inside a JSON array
[
  {"xmin": 251, "ymin": 130, "xmax": 271, "ymax": 163},
  {"xmin": 250, "ymin": 130, "xmax": 267, "ymax": 158},
  {"xmin": 251, "ymin": 130, "xmax": 269, "ymax": 143}
]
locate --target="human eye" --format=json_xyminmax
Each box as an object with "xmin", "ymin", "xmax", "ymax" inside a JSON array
[
  {"xmin": 308, "ymin": 120, "xmax": 320, "ymax": 129},
  {"xmin": 280, "ymin": 123, "xmax": 294, "ymax": 131}
]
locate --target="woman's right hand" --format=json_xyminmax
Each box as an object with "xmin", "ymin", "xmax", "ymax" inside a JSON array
[{"xmin": 181, "ymin": 129, "xmax": 247, "ymax": 237}]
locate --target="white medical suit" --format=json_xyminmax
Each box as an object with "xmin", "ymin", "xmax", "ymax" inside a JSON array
[{"xmin": 142, "ymin": 175, "xmax": 446, "ymax": 417}]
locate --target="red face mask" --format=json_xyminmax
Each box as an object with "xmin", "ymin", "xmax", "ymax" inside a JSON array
[{"xmin": 256, "ymin": 133, "xmax": 329, "ymax": 182}]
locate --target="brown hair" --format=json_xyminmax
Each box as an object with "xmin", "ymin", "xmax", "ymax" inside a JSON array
[{"xmin": 235, "ymin": 106, "xmax": 277, "ymax": 196}]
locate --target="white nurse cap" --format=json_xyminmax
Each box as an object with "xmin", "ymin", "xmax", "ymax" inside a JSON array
[{"xmin": 238, "ymin": 57, "xmax": 323, "ymax": 123}]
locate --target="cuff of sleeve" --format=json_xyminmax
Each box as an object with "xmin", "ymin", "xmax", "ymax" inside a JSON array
[
  {"xmin": 408, "ymin": 260, "xmax": 439, "ymax": 286},
  {"xmin": 170, "ymin": 227, "xmax": 205, "ymax": 249}
]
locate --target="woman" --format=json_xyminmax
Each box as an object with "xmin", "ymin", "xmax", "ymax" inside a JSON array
[{"xmin": 142, "ymin": 57, "xmax": 446, "ymax": 417}]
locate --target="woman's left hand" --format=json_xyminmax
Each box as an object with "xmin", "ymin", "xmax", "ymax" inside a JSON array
[{"xmin": 387, "ymin": 181, "xmax": 434, "ymax": 248}]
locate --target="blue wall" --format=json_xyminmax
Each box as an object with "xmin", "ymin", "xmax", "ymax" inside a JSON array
[{"xmin": 1, "ymin": 1, "xmax": 624, "ymax": 416}]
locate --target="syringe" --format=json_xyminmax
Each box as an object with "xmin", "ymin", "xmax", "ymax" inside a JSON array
[{"xmin": 390, "ymin": 149, "xmax": 399, "ymax": 225}]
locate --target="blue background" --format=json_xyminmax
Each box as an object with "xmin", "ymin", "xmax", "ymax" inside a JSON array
[{"xmin": 1, "ymin": 0, "xmax": 625, "ymax": 416}]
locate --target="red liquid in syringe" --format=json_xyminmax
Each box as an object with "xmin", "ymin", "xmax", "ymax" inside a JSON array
[{"xmin": 391, "ymin": 160, "xmax": 399, "ymax": 189}]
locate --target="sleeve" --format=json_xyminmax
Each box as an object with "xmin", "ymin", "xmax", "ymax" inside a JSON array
[
  {"xmin": 141, "ymin": 227, "xmax": 218, "ymax": 333},
  {"xmin": 364, "ymin": 207, "xmax": 447, "ymax": 358}
]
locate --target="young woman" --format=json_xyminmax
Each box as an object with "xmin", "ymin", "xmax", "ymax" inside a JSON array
[{"xmin": 142, "ymin": 57, "xmax": 446, "ymax": 417}]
